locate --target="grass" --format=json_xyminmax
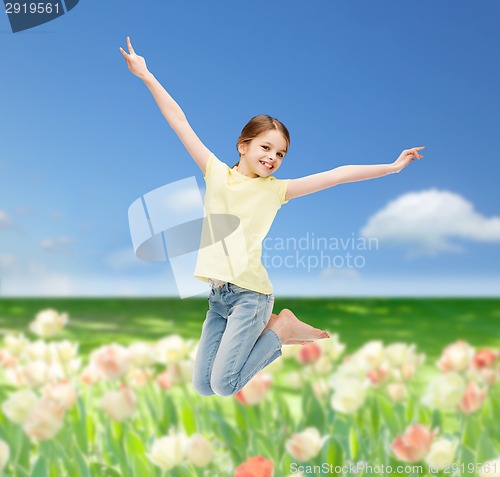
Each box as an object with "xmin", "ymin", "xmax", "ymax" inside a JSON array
[{"xmin": 1, "ymin": 297, "xmax": 499, "ymax": 360}]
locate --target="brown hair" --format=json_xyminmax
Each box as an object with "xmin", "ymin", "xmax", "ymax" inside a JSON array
[{"xmin": 232, "ymin": 114, "xmax": 290, "ymax": 168}]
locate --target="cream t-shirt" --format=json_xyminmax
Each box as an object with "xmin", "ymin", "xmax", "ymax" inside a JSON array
[{"xmin": 194, "ymin": 152, "xmax": 290, "ymax": 294}]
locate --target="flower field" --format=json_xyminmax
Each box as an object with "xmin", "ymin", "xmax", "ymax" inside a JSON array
[{"xmin": 0, "ymin": 297, "xmax": 499, "ymax": 477}]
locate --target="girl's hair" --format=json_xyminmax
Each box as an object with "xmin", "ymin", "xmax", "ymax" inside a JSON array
[{"xmin": 232, "ymin": 114, "xmax": 290, "ymax": 168}]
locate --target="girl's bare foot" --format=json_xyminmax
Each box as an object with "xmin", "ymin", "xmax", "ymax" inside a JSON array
[
  {"xmin": 267, "ymin": 309, "xmax": 330, "ymax": 345},
  {"xmin": 260, "ymin": 313, "xmax": 315, "ymax": 345}
]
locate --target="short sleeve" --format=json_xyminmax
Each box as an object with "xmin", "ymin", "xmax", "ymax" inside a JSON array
[
  {"xmin": 203, "ymin": 152, "xmax": 229, "ymax": 180},
  {"xmin": 271, "ymin": 178, "xmax": 291, "ymax": 205}
]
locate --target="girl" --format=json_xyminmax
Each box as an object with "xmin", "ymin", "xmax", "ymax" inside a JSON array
[{"xmin": 120, "ymin": 36, "xmax": 424, "ymax": 397}]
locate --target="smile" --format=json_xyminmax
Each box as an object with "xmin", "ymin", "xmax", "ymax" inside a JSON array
[{"xmin": 259, "ymin": 160, "xmax": 274, "ymax": 170}]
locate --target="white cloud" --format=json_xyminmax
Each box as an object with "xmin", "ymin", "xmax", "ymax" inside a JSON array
[
  {"xmin": 0, "ymin": 210, "xmax": 11, "ymax": 228},
  {"xmin": 39, "ymin": 236, "xmax": 77, "ymax": 251},
  {"xmin": 360, "ymin": 189, "xmax": 500, "ymax": 257}
]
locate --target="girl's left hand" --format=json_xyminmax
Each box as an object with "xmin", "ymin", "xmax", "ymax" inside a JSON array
[{"xmin": 392, "ymin": 147, "xmax": 425, "ymax": 173}]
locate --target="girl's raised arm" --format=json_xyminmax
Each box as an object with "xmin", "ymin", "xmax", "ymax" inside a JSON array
[
  {"xmin": 285, "ymin": 147, "xmax": 425, "ymax": 200},
  {"xmin": 119, "ymin": 36, "xmax": 211, "ymax": 175}
]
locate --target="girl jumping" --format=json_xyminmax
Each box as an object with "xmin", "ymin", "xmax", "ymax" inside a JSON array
[{"xmin": 120, "ymin": 36, "xmax": 424, "ymax": 397}]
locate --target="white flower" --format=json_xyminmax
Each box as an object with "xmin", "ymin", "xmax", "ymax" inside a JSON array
[
  {"xmin": 2, "ymin": 389, "xmax": 39, "ymax": 424},
  {"xmin": 235, "ymin": 373, "xmax": 272, "ymax": 405},
  {"xmin": 21, "ymin": 361, "xmax": 50, "ymax": 388},
  {"xmin": 316, "ymin": 333, "xmax": 346, "ymax": 361},
  {"xmin": 128, "ymin": 342, "xmax": 156, "ymax": 368},
  {"xmin": 312, "ymin": 356, "xmax": 333, "ymax": 374},
  {"xmin": 285, "ymin": 427, "xmax": 329, "ymax": 461},
  {"xmin": 184, "ymin": 434, "xmax": 213, "ymax": 467},
  {"xmin": 422, "ymin": 372, "xmax": 466, "ymax": 411},
  {"xmin": 25, "ymin": 340, "xmax": 51, "ymax": 362},
  {"xmin": 100, "ymin": 386, "xmax": 136, "ymax": 421},
  {"xmin": 126, "ymin": 367, "xmax": 154, "ymax": 387},
  {"xmin": 437, "ymin": 340, "xmax": 475, "ymax": 373},
  {"xmin": 355, "ymin": 341, "xmax": 385, "ymax": 369},
  {"xmin": 425, "ymin": 438, "xmax": 457, "ymax": 470},
  {"xmin": 331, "ymin": 378, "xmax": 368, "ymax": 414},
  {"xmin": 22, "ymin": 398, "xmax": 65, "ymax": 441},
  {"xmin": 4, "ymin": 366, "xmax": 25, "ymax": 387},
  {"xmin": 147, "ymin": 431, "xmax": 187, "ymax": 470},
  {"xmin": 329, "ymin": 358, "xmax": 367, "ymax": 387},
  {"xmin": 154, "ymin": 335, "xmax": 191, "ymax": 364},
  {"xmin": 42, "ymin": 380, "xmax": 78, "ymax": 411},
  {"xmin": 385, "ymin": 343, "xmax": 414, "ymax": 367},
  {"xmin": 4, "ymin": 333, "xmax": 29, "ymax": 357},
  {"xmin": 386, "ymin": 383, "xmax": 408, "ymax": 402},
  {"xmin": 51, "ymin": 340, "xmax": 79, "ymax": 363},
  {"xmin": 29, "ymin": 309, "xmax": 69, "ymax": 338}
]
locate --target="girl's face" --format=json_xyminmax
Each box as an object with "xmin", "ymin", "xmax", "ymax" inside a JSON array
[{"xmin": 237, "ymin": 130, "xmax": 288, "ymax": 178}]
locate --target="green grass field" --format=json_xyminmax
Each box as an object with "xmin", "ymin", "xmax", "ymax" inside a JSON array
[
  {"xmin": 1, "ymin": 297, "xmax": 500, "ymax": 476},
  {"xmin": 1, "ymin": 297, "xmax": 499, "ymax": 360}
]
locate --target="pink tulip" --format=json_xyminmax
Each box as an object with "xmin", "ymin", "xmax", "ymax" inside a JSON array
[
  {"xmin": 472, "ymin": 349, "xmax": 499, "ymax": 369},
  {"xmin": 401, "ymin": 363, "xmax": 417, "ymax": 380},
  {"xmin": 391, "ymin": 424, "xmax": 438, "ymax": 462},
  {"xmin": 459, "ymin": 382, "xmax": 487, "ymax": 413},
  {"xmin": 156, "ymin": 370, "xmax": 173, "ymax": 390},
  {"xmin": 387, "ymin": 383, "xmax": 408, "ymax": 403},
  {"xmin": 79, "ymin": 364, "xmax": 102, "ymax": 385},
  {"xmin": 367, "ymin": 367, "xmax": 388, "ymax": 386},
  {"xmin": 234, "ymin": 373, "xmax": 272, "ymax": 405},
  {"xmin": 285, "ymin": 428, "xmax": 329, "ymax": 461},
  {"xmin": 234, "ymin": 456, "xmax": 274, "ymax": 477},
  {"xmin": 90, "ymin": 344, "xmax": 130, "ymax": 380},
  {"xmin": 100, "ymin": 385, "xmax": 137, "ymax": 421},
  {"xmin": 297, "ymin": 343, "xmax": 322, "ymax": 364},
  {"xmin": 42, "ymin": 379, "xmax": 78, "ymax": 411},
  {"xmin": 437, "ymin": 341, "xmax": 474, "ymax": 373},
  {"xmin": 22, "ymin": 398, "xmax": 65, "ymax": 441},
  {"xmin": 0, "ymin": 350, "xmax": 17, "ymax": 367}
]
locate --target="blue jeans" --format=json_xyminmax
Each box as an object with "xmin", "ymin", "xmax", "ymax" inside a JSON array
[{"xmin": 192, "ymin": 279, "xmax": 283, "ymax": 397}]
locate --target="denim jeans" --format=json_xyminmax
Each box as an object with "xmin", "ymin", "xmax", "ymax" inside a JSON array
[{"xmin": 192, "ymin": 279, "xmax": 283, "ymax": 397}]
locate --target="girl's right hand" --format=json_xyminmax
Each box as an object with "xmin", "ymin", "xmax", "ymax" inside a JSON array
[{"xmin": 119, "ymin": 36, "xmax": 149, "ymax": 79}]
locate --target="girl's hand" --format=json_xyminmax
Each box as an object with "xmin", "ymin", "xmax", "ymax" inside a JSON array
[
  {"xmin": 392, "ymin": 146, "xmax": 425, "ymax": 173},
  {"xmin": 119, "ymin": 36, "xmax": 149, "ymax": 79}
]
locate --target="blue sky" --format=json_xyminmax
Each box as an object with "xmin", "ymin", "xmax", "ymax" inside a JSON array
[{"xmin": 1, "ymin": 0, "xmax": 499, "ymax": 297}]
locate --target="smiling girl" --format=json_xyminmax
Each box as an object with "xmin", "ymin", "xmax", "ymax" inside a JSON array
[{"xmin": 120, "ymin": 36, "xmax": 424, "ymax": 397}]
